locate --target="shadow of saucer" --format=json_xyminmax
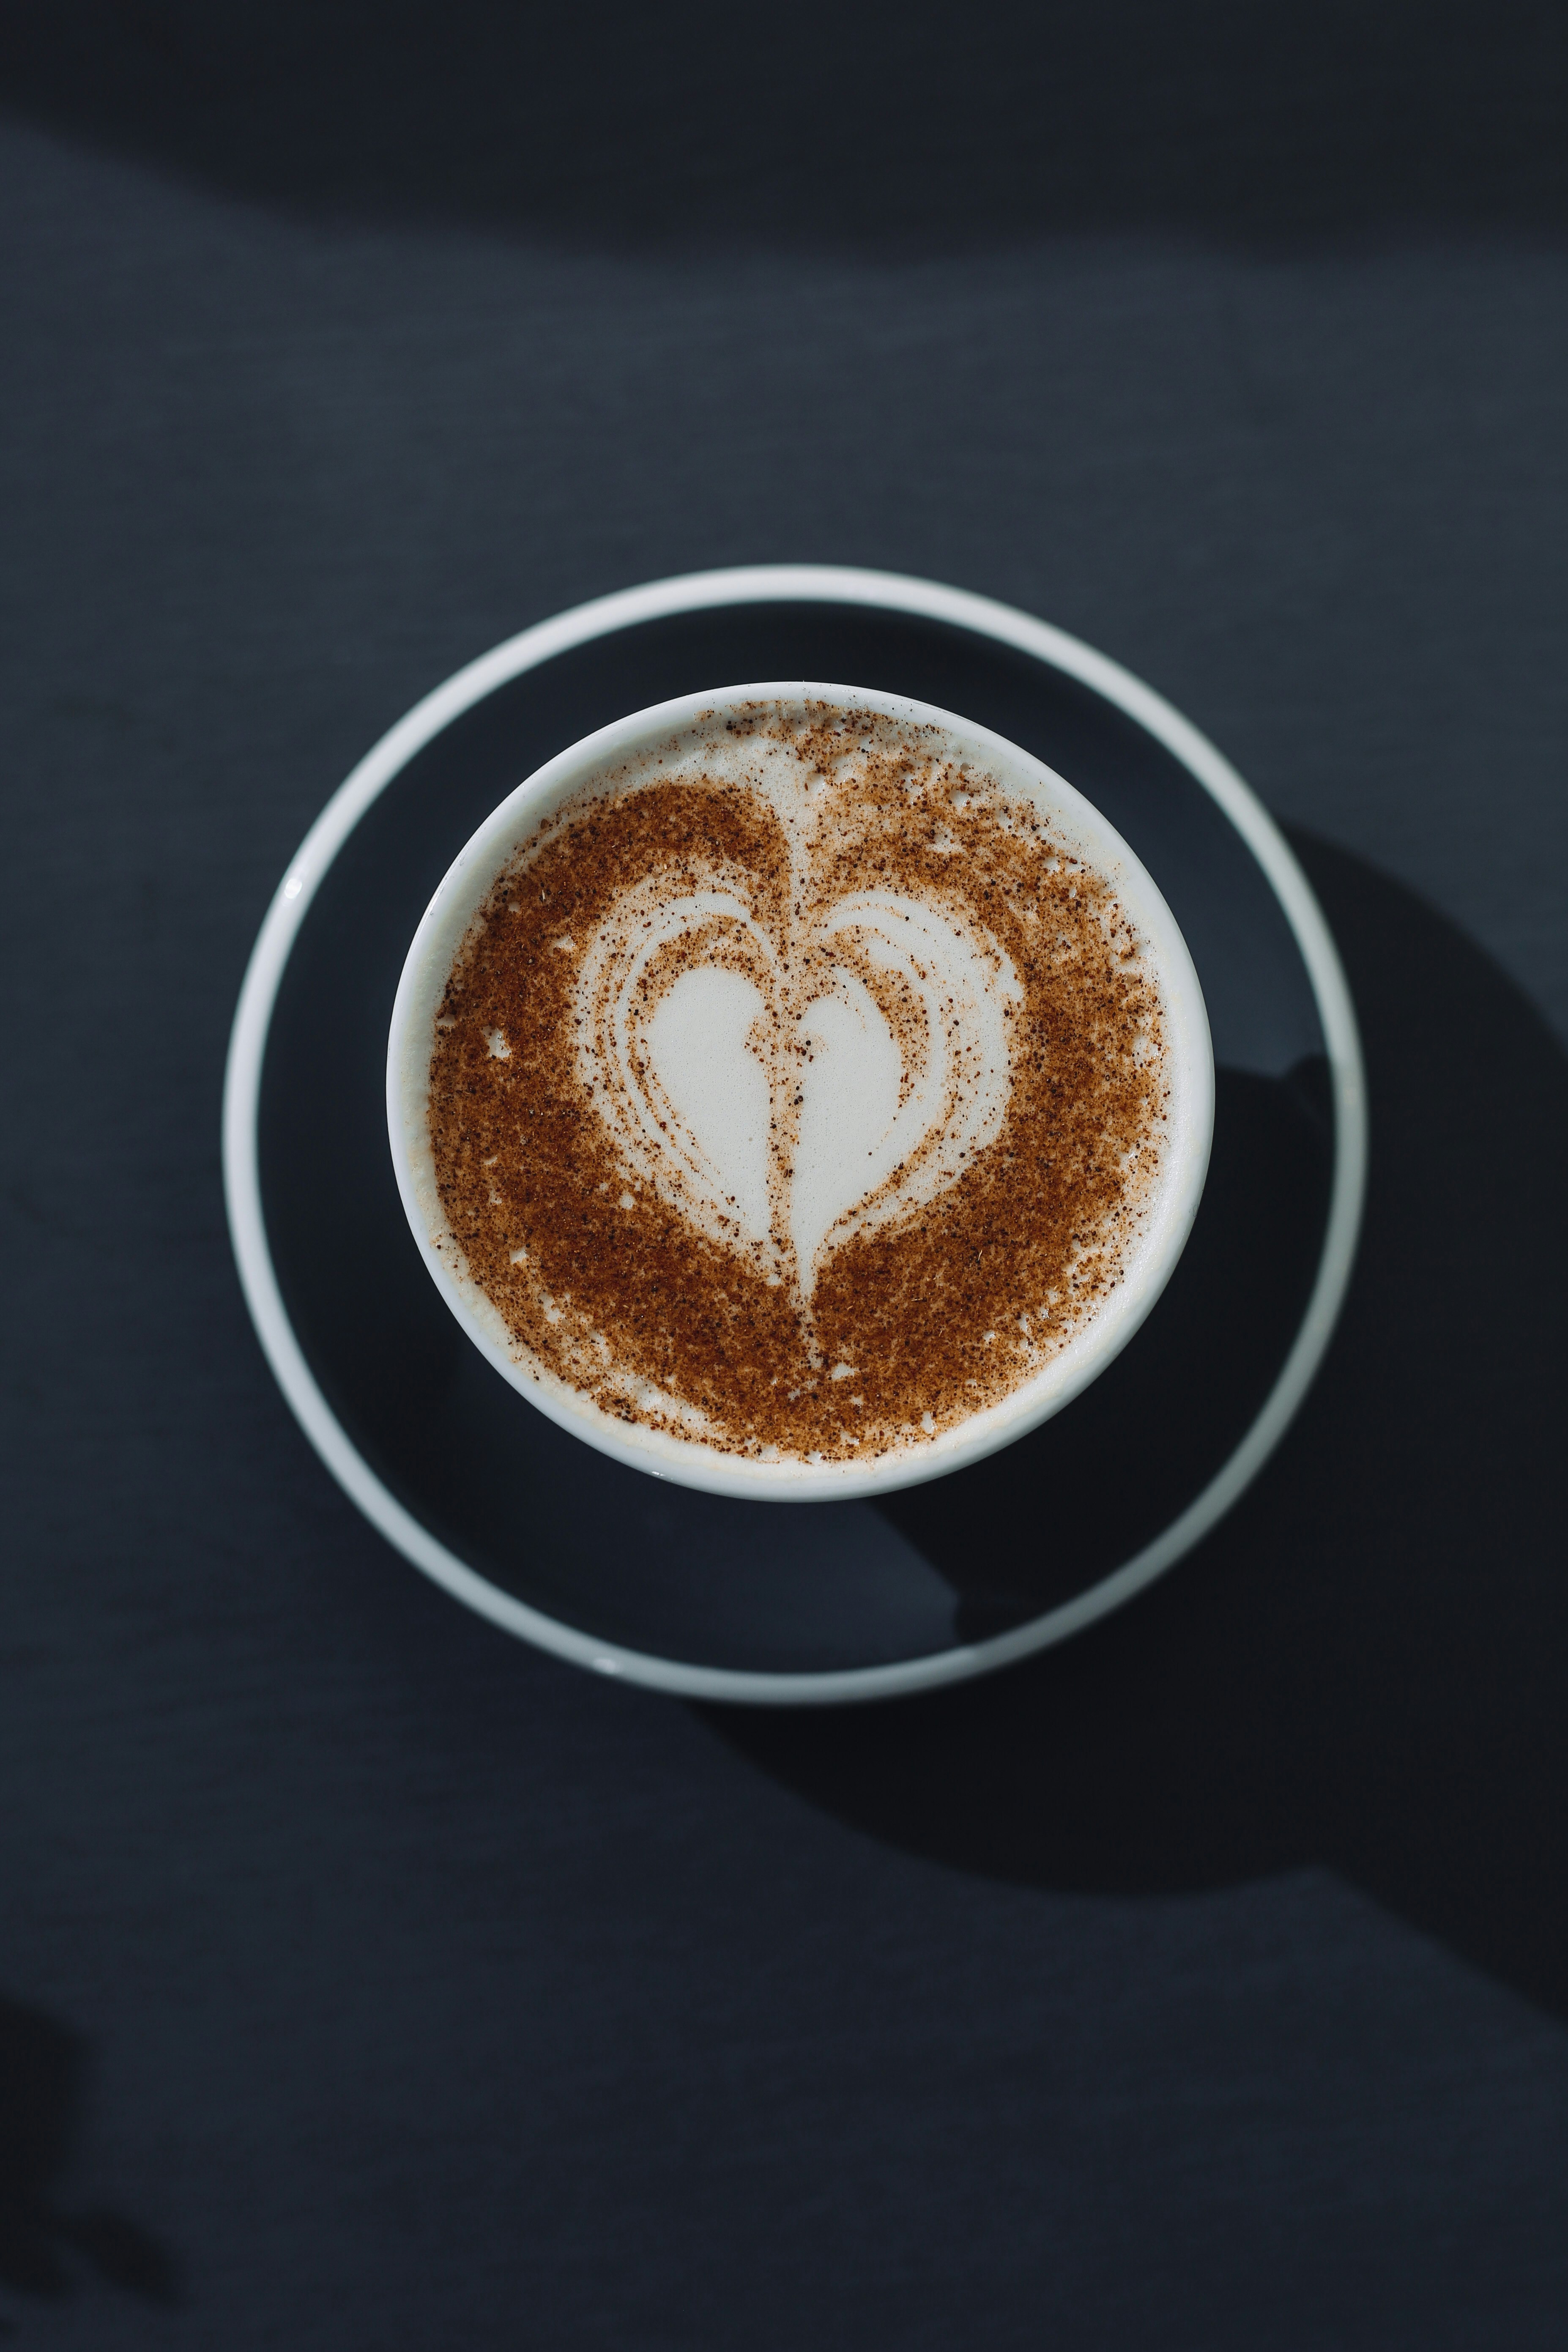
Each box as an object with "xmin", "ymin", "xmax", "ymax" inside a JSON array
[
  {"xmin": 702, "ymin": 836, "xmax": 1568, "ymax": 2021},
  {"xmin": 0, "ymin": 1996, "xmax": 178, "ymax": 2314}
]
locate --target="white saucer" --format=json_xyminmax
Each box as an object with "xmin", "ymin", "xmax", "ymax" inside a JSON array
[{"xmin": 224, "ymin": 567, "xmax": 1365, "ymax": 1704}]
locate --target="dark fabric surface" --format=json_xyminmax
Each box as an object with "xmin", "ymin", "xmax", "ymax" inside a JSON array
[{"xmin": 3, "ymin": 9, "xmax": 1567, "ymax": 2344}]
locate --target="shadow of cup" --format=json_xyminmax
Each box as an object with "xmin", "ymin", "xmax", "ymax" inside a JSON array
[{"xmin": 703, "ymin": 835, "xmax": 1568, "ymax": 2021}]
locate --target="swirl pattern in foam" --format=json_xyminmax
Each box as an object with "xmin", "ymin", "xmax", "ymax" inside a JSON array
[{"xmin": 572, "ymin": 753, "xmax": 1024, "ymax": 1314}]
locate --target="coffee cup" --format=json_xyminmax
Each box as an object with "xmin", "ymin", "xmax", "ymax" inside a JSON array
[{"xmin": 388, "ymin": 685, "xmax": 1213, "ymax": 1500}]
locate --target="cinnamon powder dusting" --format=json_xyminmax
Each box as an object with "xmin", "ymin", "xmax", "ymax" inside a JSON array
[{"xmin": 426, "ymin": 702, "xmax": 1168, "ymax": 1462}]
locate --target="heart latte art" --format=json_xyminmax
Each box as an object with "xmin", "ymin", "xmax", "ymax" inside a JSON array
[
  {"xmin": 426, "ymin": 703, "xmax": 1169, "ymax": 1463},
  {"xmin": 576, "ymin": 876, "xmax": 1020, "ymax": 1303}
]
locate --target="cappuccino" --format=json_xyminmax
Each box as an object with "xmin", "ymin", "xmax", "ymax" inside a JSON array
[{"xmin": 419, "ymin": 698, "xmax": 1177, "ymax": 1468}]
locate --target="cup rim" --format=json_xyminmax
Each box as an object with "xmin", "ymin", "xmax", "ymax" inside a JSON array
[{"xmin": 386, "ymin": 680, "xmax": 1215, "ymax": 1500}]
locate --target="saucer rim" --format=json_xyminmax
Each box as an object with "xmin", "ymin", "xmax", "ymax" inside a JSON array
[{"xmin": 222, "ymin": 565, "xmax": 1367, "ymax": 1707}]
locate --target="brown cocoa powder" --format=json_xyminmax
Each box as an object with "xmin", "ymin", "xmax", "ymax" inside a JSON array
[{"xmin": 427, "ymin": 705, "xmax": 1166, "ymax": 1462}]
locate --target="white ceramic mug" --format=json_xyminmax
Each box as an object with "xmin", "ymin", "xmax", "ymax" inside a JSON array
[{"xmin": 388, "ymin": 684, "xmax": 1214, "ymax": 1500}]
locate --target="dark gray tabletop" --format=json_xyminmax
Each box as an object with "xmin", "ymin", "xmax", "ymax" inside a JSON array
[{"xmin": 3, "ymin": 8, "xmax": 1566, "ymax": 2344}]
